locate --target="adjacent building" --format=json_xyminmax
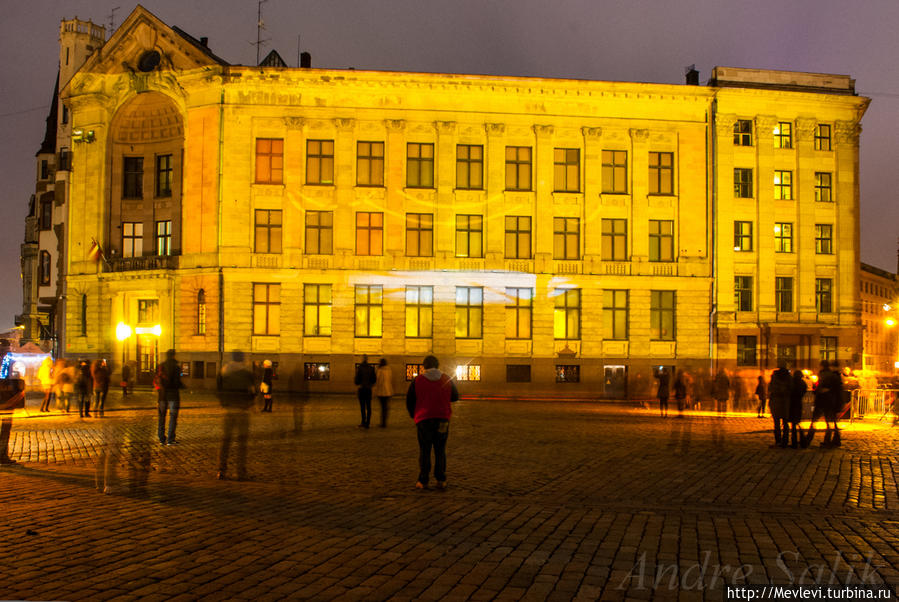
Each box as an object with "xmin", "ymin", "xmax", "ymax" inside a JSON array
[
  {"xmin": 23, "ymin": 6, "xmax": 870, "ymax": 396},
  {"xmin": 860, "ymin": 262, "xmax": 898, "ymax": 375}
]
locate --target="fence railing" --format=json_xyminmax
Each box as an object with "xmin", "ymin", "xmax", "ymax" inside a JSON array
[{"xmin": 850, "ymin": 389, "xmax": 898, "ymax": 422}]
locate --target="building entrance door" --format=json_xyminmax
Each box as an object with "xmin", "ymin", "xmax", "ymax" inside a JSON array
[
  {"xmin": 603, "ymin": 365, "xmax": 627, "ymax": 398},
  {"xmin": 136, "ymin": 335, "xmax": 158, "ymax": 385}
]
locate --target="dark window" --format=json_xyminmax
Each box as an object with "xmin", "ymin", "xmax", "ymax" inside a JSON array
[
  {"xmin": 735, "ymin": 276, "xmax": 753, "ymax": 312},
  {"xmin": 356, "ymin": 141, "xmax": 384, "ymax": 186},
  {"xmin": 777, "ymin": 345, "xmax": 797, "ymax": 368},
  {"xmin": 815, "ymin": 172, "xmax": 833, "ymax": 202},
  {"xmin": 406, "ymin": 143, "xmax": 434, "ymax": 188},
  {"xmin": 81, "ymin": 294, "xmax": 87, "ymax": 336},
  {"xmin": 123, "ymin": 157, "xmax": 143, "ymax": 199},
  {"xmin": 734, "ymin": 168, "xmax": 753, "ymax": 198},
  {"xmin": 815, "ymin": 224, "xmax": 833, "ymax": 255},
  {"xmin": 40, "ymin": 159, "xmax": 49, "ymax": 180},
  {"xmin": 192, "ymin": 361, "xmax": 205, "ymax": 379},
  {"xmin": 555, "ymin": 365, "xmax": 580, "ymax": 383},
  {"xmin": 648, "ymin": 152, "xmax": 674, "ymax": 195},
  {"xmin": 815, "ymin": 124, "xmax": 832, "ymax": 151},
  {"xmin": 504, "ymin": 216, "xmax": 532, "ymax": 259},
  {"xmin": 734, "ymin": 120, "xmax": 753, "ymax": 146},
  {"xmin": 306, "ymin": 140, "xmax": 334, "ymax": 185},
  {"xmin": 602, "ymin": 150, "xmax": 627, "ymax": 193},
  {"xmin": 820, "ymin": 336, "xmax": 837, "ymax": 362},
  {"xmin": 816, "ymin": 278, "xmax": 833, "ymax": 313},
  {"xmin": 506, "ymin": 364, "xmax": 531, "ymax": 383},
  {"xmin": 734, "ymin": 221, "xmax": 753, "ymax": 252},
  {"xmin": 255, "ymin": 138, "xmax": 283, "ymax": 184},
  {"xmin": 651, "ymin": 291, "xmax": 675, "ymax": 341},
  {"xmin": 39, "ymin": 199, "xmax": 53, "ymax": 230},
  {"xmin": 505, "ymin": 146, "xmax": 532, "ymax": 191},
  {"xmin": 649, "ymin": 220, "xmax": 674, "ymax": 262},
  {"xmin": 553, "ymin": 148, "xmax": 580, "ymax": 192},
  {"xmin": 304, "ymin": 363, "xmax": 330, "ymax": 381},
  {"xmin": 456, "ymin": 145, "xmax": 483, "ymax": 190},
  {"xmin": 305, "ymin": 211, "xmax": 333, "ymax": 254},
  {"xmin": 406, "ymin": 213, "xmax": 434, "ymax": 257},
  {"xmin": 553, "ymin": 217, "xmax": 580, "ymax": 260},
  {"xmin": 775, "ymin": 277, "xmax": 793, "ymax": 313},
  {"xmin": 254, "ymin": 209, "xmax": 282, "ymax": 254},
  {"xmin": 39, "ymin": 250, "xmax": 51, "ymax": 285},
  {"xmin": 156, "ymin": 154, "xmax": 173, "ymax": 197},
  {"xmin": 137, "ymin": 299, "xmax": 158, "ymax": 323},
  {"xmin": 455, "ymin": 214, "xmax": 483, "ymax": 258},
  {"xmin": 737, "ymin": 336, "xmax": 757, "ymax": 366},
  {"xmin": 601, "ymin": 219, "xmax": 627, "ymax": 261},
  {"xmin": 197, "ymin": 289, "xmax": 206, "ymax": 335}
]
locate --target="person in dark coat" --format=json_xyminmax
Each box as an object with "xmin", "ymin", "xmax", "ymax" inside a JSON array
[
  {"xmin": 354, "ymin": 355, "xmax": 376, "ymax": 429},
  {"xmin": 788, "ymin": 370, "xmax": 808, "ymax": 448},
  {"xmin": 768, "ymin": 365, "xmax": 792, "ymax": 448},
  {"xmin": 157, "ymin": 349, "xmax": 185, "ymax": 445},
  {"xmin": 713, "ymin": 369, "xmax": 730, "ymax": 414},
  {"xmin": 673, "ymin": 370, "xmax": 688, "ymax": 417},
  {"xmin": 91, "ymin": 359, "xmax": 110, "ymax": 417},
  {"xmin": 655, "ymin": 367, "xmax": 670, "ymax": 417},
  {"xmin": 803, "ymin": 360, "xmax": 842, "ymax": 448},
  {"xmin": 755, "ymin": 375, "xmax": 768, "ymax": 418},
  {"xmin": 76, "ymin": 360, "xmax": 93, "ymax": 418},
  {"xmin": 260, "ymin": 359, "xmax": 274, "ymax": 412}
]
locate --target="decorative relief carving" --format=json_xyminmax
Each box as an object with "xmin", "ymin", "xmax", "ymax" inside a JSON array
[
  {"xmin": 834, "ymin": 120, "xmax": 861, "ymax": 146},
  {"xmin": 485, "ymin": 123, "xmax": 505, "ymax": 135},
  {"xmin": 533, "ymin": 124, "xmax": 554, "ymax": 137},
  {"xmin": 283, "ymin": 116, "xmax": 305, "ymax": 130},
  {"xmin": 629, "ymin": 128, "xmax": 649, "ymax": 142},
  {"xmin": 435, "ymin": 120, "xmax": 456, "ymax": 134},
  {"xmin": 795, "ymin": 117, "xmax": 817, "ymax": 141},
  {"xmin": 383, "ymin": 119, "xmax": 406, "ymax": 131},
  {"xmin": 715, "ymin": 113, "xmax": 736, "ymax": 136},
  {"xmin": 755, "ymin": 115, "xmax": 778, "ymax": 132},
  {"xmin": 333, "ymin": 117, "xmax": 355, "ymax": 131}
]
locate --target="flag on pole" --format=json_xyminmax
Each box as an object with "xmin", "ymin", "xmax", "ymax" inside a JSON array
[{"xmin": 87, "ymin": 238, "xmax": 104, "ymax": 263}]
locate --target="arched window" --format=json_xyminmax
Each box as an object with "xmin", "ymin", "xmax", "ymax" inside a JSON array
[
  {"xmin": 81, "ymin": 294, "xmax": 87, "ymax": 336},
  {"xmin": 197, "ymin": 289, "xmax": 206, "ymax": 335}
]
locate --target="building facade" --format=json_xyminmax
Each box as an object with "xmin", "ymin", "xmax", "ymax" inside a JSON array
[
  {"xmin": 39, "ymin": 7, "xmax": 868, "ymax": 397},
  {"xmin": 860, "ymin": 262, "xmax": 898, "ymax": 375}
]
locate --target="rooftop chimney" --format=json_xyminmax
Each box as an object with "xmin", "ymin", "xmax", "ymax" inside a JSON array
[
  {"xmin": 300, "ymin": 52, "xmax": 311, "ymax": 68},
  {"xmin": 200, "ymin": 37, "xmax": 208, "ymax": 47},
  {"xmin": 685, "ymin": 65, "xmax": 699, "ymax": 86}
]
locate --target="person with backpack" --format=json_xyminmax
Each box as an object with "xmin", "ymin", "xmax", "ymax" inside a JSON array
[
  {"xmin": 406, "ymin": 355, "xmax": 459, "ymax": 490},
  {"xmin": 157, "ymin": 349, "xmax": 185, "ymax": 445}
]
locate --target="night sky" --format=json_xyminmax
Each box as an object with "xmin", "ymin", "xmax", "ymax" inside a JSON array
[{"xmin": 1, "ymin": 0, "xmax": 897, "ymax": 329}]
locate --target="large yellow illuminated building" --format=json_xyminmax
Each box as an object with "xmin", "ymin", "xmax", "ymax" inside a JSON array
[{"xmin": 53, "ymin": 7, "xmax": 868, "ymax": 396}]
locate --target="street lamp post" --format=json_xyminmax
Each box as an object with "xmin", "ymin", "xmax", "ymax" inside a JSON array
[{"xmin": 115, "ymin": 322, "xmax": 133, "ymax": 380}]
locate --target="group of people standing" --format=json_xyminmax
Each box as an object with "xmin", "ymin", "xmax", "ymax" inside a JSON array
[
  {"xmin": 354, "ymin": 355, "xmax": 394, "ymax": 428},
  {"xmin": 37, "ymin": 357, "xmax": 110, "ymax": 417}
]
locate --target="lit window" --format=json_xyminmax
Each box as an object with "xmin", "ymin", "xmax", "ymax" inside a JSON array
[
  {"xmin": 603, "ymin": 290, "xmax": 628, "ymax": 340},
  {"xmin": 601, "ymin": 219, "xmax": 627, "ymax": 261},
  {"xmin": 455, "ymin": 365, "xmax": 481, "ymax": 381},
  {"xmin": 304, "ymin": 363, "xmax": 330, "ymax": 381},
  {"xmin": 553, "ymin": 288, "xmax": 580, "ymax": 340},
  {"xmin": 504, "ymin": 216, "xmax": 532, "ymax": 259},
  {"xmin": 407, "ymin": 143, "xmax": 434, "ymax": 188},
  {"xmin": 774, "ymin": 122, "xmax": 792, "ymax": 149},
  {"xmin": 555, "ymin": 365, "xmax": 580, "ymax": 383},
  {"xmin": 354, "ymin": 285, "xmax": 383, "ymax": 337},
  {"xmin": 734, "ymin": 221, "xmax": 753, "ymax": 252},
  {"xmin": 405, "ymin": 286, "xmax": 433, "ymax": 338},
  {"xmin": 155, "ymin": 221, "xmax": 172, "ymax": 256},
  {"xmin": 196, "ymin": 289, "xmax": 206, "ymax": 335},
  {"xmin": 774, "ymin": 170, "xmax": 793, "ymax": 200},
  {"xmin": 253, "ymin": 283, "xmax": 280, "ymax": 335},
  {"xmin": 815, "ymin": 172, "xmax": 832, "ymax": 202},
  {"xmin": 455, "ymin": 287, "xmax": 483, "ymax": 339},
  {"xmin": 553, "ymin": 217, "xmax": 580, "ymax": 260},
  {"xmin": 733, "ymin": 120, "xmax": 753, "ymax": 146},
  {"xmin": 304, "ymin": 284, "xmax": 332, "ymax": 336},
  {"xmin": 254, "ymin": 209, "xmax": 282, "ymax": 254},
  {"xmin": 455, "ymin": 214, "xmax": 483, "ymax": 258},
  {"xmin": 356, "ymin": 212, "xmax": 383, "ymax": 256},
  {"xmin": 774, "ymin": 222, "xmax": 793, "ymax": 253},
  {"xmin": 815, "ymin": 224, "xmax": 833, "ymax": 255},
  {"xmin": 405, "ymin": 364, "xmax": 426, "ymax": 381},
  {"xmin": 815, "ymin": 124, "xmax": 832, "ymax": 151},
  {"xmin": 505, "ymin": 287, "xmax": 533, "ymax": 340},
  {"xmin": 255, "ymin": 138, "xmax": 283, "ymax": 184},
  {"xmin": 306, "ymin": 140, "xmax": 334, "ymax": 185},
  {"xmin": 406, "ymin": 213, "xmax": 434, "ymax": 257},
  {"xmin": 456, "ymin": 144, "xmax": 483, "ymax": 190}
]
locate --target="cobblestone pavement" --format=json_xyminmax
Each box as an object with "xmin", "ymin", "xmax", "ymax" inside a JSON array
[{"xmin": 1, "ymin": 391, "xmax": 898, "ymax": 601}]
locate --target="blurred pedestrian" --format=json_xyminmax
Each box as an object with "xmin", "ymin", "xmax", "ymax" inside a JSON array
[
  {"xmin": 769, "ymin": 364, "xmax": 792, "ymax": 448},
  {"xmin": 76, "ymin": 359, "xmax": 93, "ymax": 418},
  {"xmin": 788, "ymin": 369, "xmax": 807, "ymax": 448},
  {"xmin": 713, "ymin": 369, "xmax": 730, "ymax": 414},
  {"xmin": 38, "ymin": 356, "xmax": 54, "ymax": 412},
  {"xmin": 673, "ymin": 370, "xmax": 688, "ymax": 417},
  {"xmin": 218, "ymin": 350, "xmax": 254, "ymax": 480},
  {"xmin": 56, "ymin": 359, "xmax": 74, "ymax": 413},
  {"xmin": 373, "ymin": 358, "xmax": 394, "ymax": 427},
  {"xmin": 260, "ymin": 359, "xmax": 274, "ymax": 412},
  {"xmin": 355, "ymin": 354, "xmax": 376, "ymax": 429},
  {"xmin": 655, "ymin": 367, "xmax": 670, "ymax": 418},
  {"xmin": 755, "ymin": 374, "xmax": 768, "ymax": 418},
  {"xmin": 803, "ymin": 360, "xmax": 842, "ymax": 448},
  {"xmin": 120, "ymin": 362, "xmax": 131, "ymax": 396},
  {"xmin": 406, "ymin": 355, "xmax": 459, "ymax": 490},
  {"xmin": 157, "ymin": 349, "xmax": 185, "ymax": 445},
  {"xmin": 91, "ymin": 359, "xmax": 110, "ymax": 417}
]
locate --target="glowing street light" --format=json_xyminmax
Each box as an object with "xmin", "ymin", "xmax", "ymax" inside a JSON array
[{"xmin": 115, "ymin": 322, "xmax": 132, "ymax": 341}]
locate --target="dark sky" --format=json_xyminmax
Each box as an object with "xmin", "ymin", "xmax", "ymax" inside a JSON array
[{"xmin": 1, "ymin": 0, "xmax": 897, "ymax": 328}]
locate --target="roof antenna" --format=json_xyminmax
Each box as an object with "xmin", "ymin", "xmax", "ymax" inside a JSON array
[
  {"xmin": 107, "ymin": 6, "xmax": 120, "ymax": 37},
  {"xmin": 254, "ymin": 0, "xmax": 270, "ymax": 65}
]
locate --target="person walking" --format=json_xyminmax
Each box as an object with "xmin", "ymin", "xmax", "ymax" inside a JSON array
[
  {"xmin": 120, "ymin": 362, "xmax": 131, "ymax": 397},
  {"xmin": 91, "ymin": 359, "xmax": 110, "ymax": 417},
  {"xmin": 38, "ymin": 356, "xmax": 54, "ymax": 412},
  {"xmin": 373, "ymin": 358, "xmax": 394, "ymax": 427},
  {"xmin": 655, "ymin": 367, "xmax": 670, "ymax": 418},
  {"xmin": 406, "ymin": 355, "xmax": 459, "ymax": 490},
  {"xmin": 768, "ymin": 364, "xmax": 792, "ymax": 448},
  {"xmin": 755, "ymin": 374, "xmax": 768, "ymax": 418},
  {"xmin": 157, "ymin": 349, "xmax": 185, "ymax": 445},
  {"xmin": 218, "ymin": 350, "xmax": 255, "ymax": 480},
  {"xmin": 788, "ymin": 369, "xmax": 808, "ymax": 448},
  {"xmin": 56, "ymin": 359, "xmax": 74, "ymax": 413},
  {"xmin": 803, "ymin": 360, "xmax": 841, "ymax": 448},
  {"xmin": 260, "ymin": 359, "xmax": 274, "ymax": 412},
  {"xmin": 76, "ymin": 359, "xmax": 93, "ymax": 418},
  {"xmin": 354, "ymin": 355, "xmax": 376, "ymax": 429},
  {"xmin": 673, "ymin": 370, "xmax": 688, "ymax": 417}
]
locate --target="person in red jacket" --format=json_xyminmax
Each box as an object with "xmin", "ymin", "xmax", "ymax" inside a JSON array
[{"xmin": 406, "ymin": 355, "xmax": 459, "ymax": 490}]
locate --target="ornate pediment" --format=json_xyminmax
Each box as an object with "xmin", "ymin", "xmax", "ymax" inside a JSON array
[{"xmin": 72, "ymin": 5, "xmax": 226, "ymax": 81}]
